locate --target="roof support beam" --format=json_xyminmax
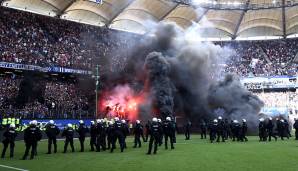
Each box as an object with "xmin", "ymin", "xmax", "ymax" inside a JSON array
[
  {"xmin": 160, "ymin": 3, "xmax": 179, "ymax": 21},
  {"xmin": 107, "ymin": 0, "xmax": 134, "ymax": 26},
  {"xmin": 232, "ymin": 0, "xmax": 249, "ymax": 40},
  {"xmin": 58, "ymin": 0, "xmax": 76, "ymax": 16},
  {"xmin": 282, "ymin": 0, "xmax": 286, "ymax": 38}
]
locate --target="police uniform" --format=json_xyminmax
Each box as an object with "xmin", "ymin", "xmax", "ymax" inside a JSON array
[
  {"xmin": 145, "ymin": 121, "xmax": 150, "ymax": 142},
  {"xmin": 240, "ymin": 120, "xmax": 248, "ymax": 142},
  {"xmin": 90, "ymin": 122, "xmax": 97, "ymax": 151},
  {"xmin": 266, "ymin": 119, "xmax": 277, "ymax": 141},
  {"xmin": 96, "ymin": 121, "xmax": 106, "ymax": 152},
  {"xmin": 106, "ymin": 122, "xmax": 115, "ymax": 150},
  {"xmin": 163, "ymin": 119, "xmax": 175, "ymax": 149},
  {"xmin": 122, "ymin": 121, "xmax": 129, "ymax": 149},
  {"xmin": 184, "ymin": 121, "xmax": 191, "ymax": 140},
  {"xmin": 1, "ymin": 125, "xmax": 17, "ymax": 158},
  {"xmin": 45, "ymin": 123, "xmax": 60, "ymax": 154},
  {"xmin": 216, "ymin": 118, "xmax": 225, "ymax": 142},
  {"xmin": 133, "ymin": 121, "xmax": 143, "ymax": 148},
  {"xmin": 62, "ymin": 125, "xmax": 75, "ymax": 153},
  {"xmin": 147, "ymin": 119, "xmax": 162, "ymax": 154},
  {"xmin": 209, "ymin": 120, "xmax": 218, "ymax": 143},
  {"xmin": 77, "ymin": 122, "xmax": 89, "ymax": 152},
  {"xmin": 22, "ymin": 123, "xmax": 42, "ymax": 160},
  {"xmin": 258, "ymin": 119, "xmax": 267, "ymax": 141},
  {"xmin": 111, "ymin": 120, "xmax": 125, "ymax": 153},
  {"xmin": 200, "ymin": 120, "xmax": 207, "ymax": 139}
]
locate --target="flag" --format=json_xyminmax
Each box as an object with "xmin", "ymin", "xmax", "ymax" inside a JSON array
[{"xmin": 96, "ymin": 0, "xmax": 103, "ymax": 4}]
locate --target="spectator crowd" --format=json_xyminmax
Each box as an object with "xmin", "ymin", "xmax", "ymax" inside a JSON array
[
  {"xmin": 0, "ymin": 75, "xmax": 91, "ymax": 119},
  {"xmin": 0, "ymin": 7, "xmax": 298, "ymax": 119},
  {"xmin": 0, "ymin": 7, "xmax": 297, "ymax": 77}
]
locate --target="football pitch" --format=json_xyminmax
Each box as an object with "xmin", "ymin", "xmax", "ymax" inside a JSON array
[{"xmin": 0, "ymin": 135, "xmax": 297, "ymax": 171}]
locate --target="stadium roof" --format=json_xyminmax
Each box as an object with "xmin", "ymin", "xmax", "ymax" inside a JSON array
[{"xmin": 2, "ymin": 0, "xmax": 298, "ymax": 40}]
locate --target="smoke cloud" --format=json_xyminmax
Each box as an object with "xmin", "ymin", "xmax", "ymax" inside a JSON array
[{"xmin": 96, "ymin": 20, "xmax": 264, "ymax": 127}]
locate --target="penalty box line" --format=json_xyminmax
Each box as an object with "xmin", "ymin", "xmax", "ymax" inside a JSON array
[{"xmin": 0, "ymin": 164, "xmax": 29, "ymax": 171}]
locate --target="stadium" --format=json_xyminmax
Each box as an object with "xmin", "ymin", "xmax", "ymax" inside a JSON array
[{"xmin": 0, "ymin": 0, "xmax": 297, "ymax": 170}]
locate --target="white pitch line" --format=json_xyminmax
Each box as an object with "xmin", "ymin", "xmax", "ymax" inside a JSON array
[{"xmin": 0, "ymin": 164, "xmax": 29, "ymax": 171}]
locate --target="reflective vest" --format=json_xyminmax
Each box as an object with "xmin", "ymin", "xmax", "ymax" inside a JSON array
[
  {"xmin": 2, "ymin": 118, "xmax": 7, "ymax": 125},
  {"xmin": 16, "ymin": 119, "xmax": 20, "ymax": 125},
  {"xmin": 7, "ymin": 118, "xmax": 12, "ymax": 124},
  {"xmin": 11, "ymin": 118, "xmax": 16, "ymax": 125},
  {"xmin": 21, "ymin": 125, "xmax": 27, "ymax": 131}
]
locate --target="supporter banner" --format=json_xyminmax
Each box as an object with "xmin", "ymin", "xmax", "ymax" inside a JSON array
[
  {"xmin": 241, "ymin": 76, "xmax": 298, "ymax": 89},
  {"xmin": 0, "ymin": 62, "xmax": 92, "ymax": 75},
  {"xmin": 22, "ymin": 119, "xmax": 94, "ymax": 130},
  {"xmin": 260, "ymin": 107, "xmax": 289, "ymax": 116}
]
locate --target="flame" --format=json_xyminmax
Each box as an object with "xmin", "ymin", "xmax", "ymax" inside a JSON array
[{"xmin": 98, "ymin": 85, "xmax": 147, "ymax": 121}]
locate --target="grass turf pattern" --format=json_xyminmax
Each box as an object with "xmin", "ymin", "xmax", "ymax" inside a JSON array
[{"xmin": 0, "ymin": 135, "xmax": 297, "ymax": 171}]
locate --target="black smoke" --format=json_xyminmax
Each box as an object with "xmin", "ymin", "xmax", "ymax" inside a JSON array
[
  {"xmin": 144, "ymin": 52, "xmax": 174, "ymax": 119},
  {"xmin": 95, "ymin": 22, "xmax": 264, "ymax": 126}
]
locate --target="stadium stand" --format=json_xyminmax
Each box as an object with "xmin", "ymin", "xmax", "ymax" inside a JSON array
[{"xmin": 0, "ymin": 75, "xmax": 91, "ymax": 119}]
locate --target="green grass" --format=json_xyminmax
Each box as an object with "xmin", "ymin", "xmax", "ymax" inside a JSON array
[{"xmin": 0, "ymin": 135, "xmax": 298, "ymax": 171}]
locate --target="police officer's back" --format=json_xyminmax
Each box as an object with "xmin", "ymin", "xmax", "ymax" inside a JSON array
[
  {"xmin": 133, "ymin": 120, "xmax": 144, "ymax": 148},
  {"xmin": 77, "ymin": 120, "xmax": 89, "ymax": 152},
  {"xmin": 45, "ymin": 120, "xmax": 60, "ymax": 154},
  {"xmin": 147, "ymin": 117, "xmax": 162, "ymax": 154},
  {"xmin": 90, "ymin": 121, "xmax": 97, "ymax": 151},
  {"xmin": 22, "ymin": 120, "xmax": 42, "ymax": 160},
  {"xmin": 1, "ymin": 124, "xmax": 17, "ymax": 158},
  {"xmin": 163, "ymin": 117, "xmax": 175, "ymax": 149},
  {"xmin": 62, "ymin": 123, "xmax": 75, "ymax": 153}
]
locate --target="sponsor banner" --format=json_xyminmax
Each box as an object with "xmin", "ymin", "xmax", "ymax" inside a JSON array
[
  {"xmin": 0, "ymin": 62, "xmax": 91, "ymax": 75},
  {"xmin": 241, "ymin": 76, "xmax": 298, "ymax": 89},
  {"xmin": 22, "ymin": 119, "xmax": 94, "ymax": 130},
  {"xmin": 260, "ymin": 107, "xmax": 289, "ymax": 116}
]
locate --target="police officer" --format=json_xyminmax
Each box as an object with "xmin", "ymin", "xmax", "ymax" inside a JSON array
[
  {"xmin": 184, "ymin": 120, "xmax": 191, "ymax": 140},
  {"xmin": 89, "ymin": 121, "xmax": 97, "ymax": 151},
  {"xmin": 224, "ymin": 119, "xmax": 231, "ymax": 140},
  {"xmin": 77, "ymin": 120, "xmax": 89, "ymax": 152},
  {"xmin": 216, "ymin": 116, "xmax": 225, "ymax": 142},
  {"xmin": 200, "ymin": 120, "xmax": 207, "ymax": 139},
  {"xmin": 145, "ymin": 121, "xmax": 150, "ymax": 142},
  {"xmin": 266, "ymin": 117, "xmax": 277, "ymax": 141},
  {"xmin": 280, "ymin": 119, "xmax": 286, "ymax": 140},
  {"xmin": 276, "ymin": 118, "xmax": 282, "ymax": 139},
  {"xmin": 284, "ymin": 119, "xmax": 291, "ymax": 139},
  {"xmin": 106, "ymin": 121, "xmax": 115, "ymax": 150},
  {"xmin": 96, "ymin": 119, "xmax": 106, "ymax": 152},
  {"xmin": 259, "ymin": 118, "xmax": 266, "ymax": 142},
  {"xmin": 147, "ymin": 118, "xmax": 162, "ymax": 155},
  {"xmin": 45, "ymin": 120, "xmax": 60, "ymax": 154},
  {"xmin": 240, "ymin": 119, "xmax": 248, "ymax": 142},
  {"xmin": 133, "ymin": 120, "xmax": 143, "ymax": 148},
  {"xmin": 111, "ymin": 117, "xmax": 125, "ymax": 153},
  {"xmin": 157, "ymin": 119, "xmax": 163, "ymax": 146},
  {"xmin": 1, "ymin": 124, "xmax": 17, "ymax": 158},
  {"xmin": 62, "ymin": 123, "xmax": 75, "ymax": 153},
  {"xmin": 22, "ymin": 120, "xmax": 42, "ymax": 160},
  {"xmin": 163, "ymin": 117, "xmax": 175, "ymax": 149},
  {"xmin": 209, "ymin": 119, "xmax": 218, "ymax": 143},
  {"xmin": 232, "ymin": 120, "xmax": 241, "ymax": 141},
  {"xmin": 293, "ymin": 118, "xmax": 298, "ymax": 140},
  {"xmin": 121, "ymin": 120, "xmax": 129, "ymax": 149}
]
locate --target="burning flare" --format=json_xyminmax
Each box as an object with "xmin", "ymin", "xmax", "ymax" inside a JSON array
[{"xmin": 98, "ymin": 85, "xmax": 147, "ymax": 121}]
